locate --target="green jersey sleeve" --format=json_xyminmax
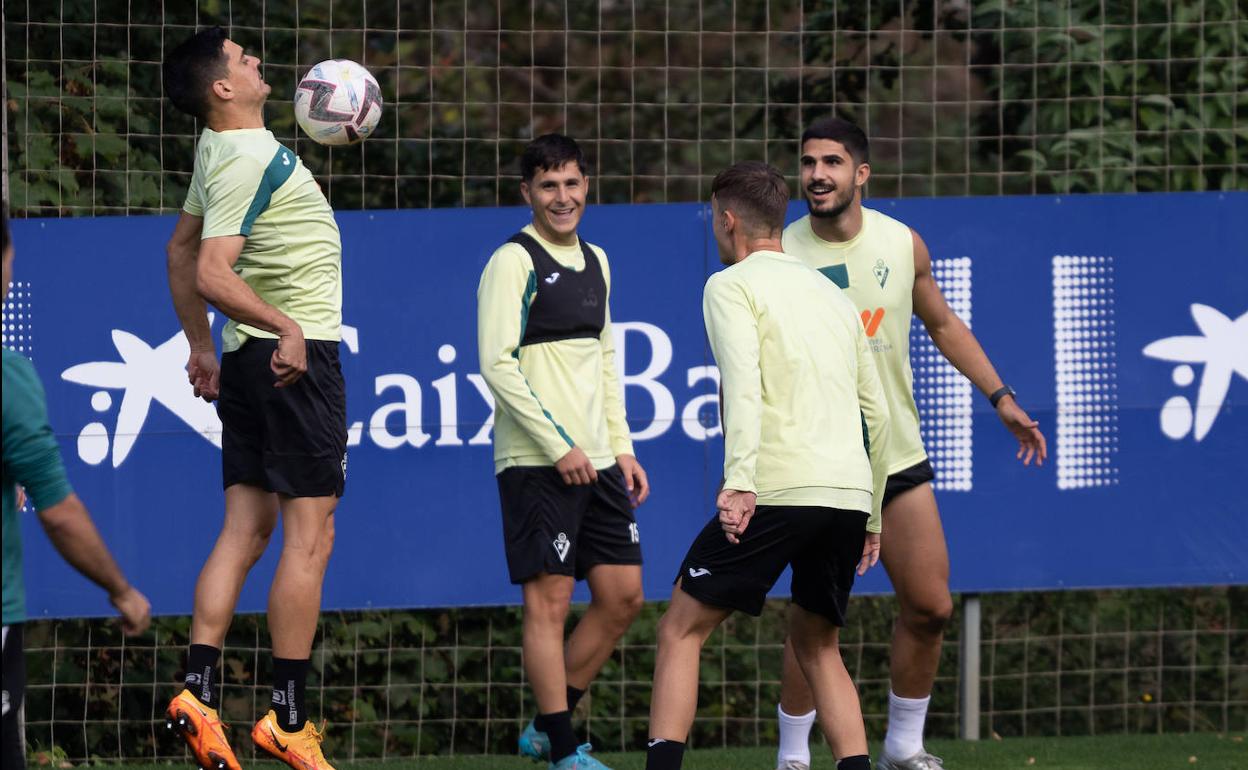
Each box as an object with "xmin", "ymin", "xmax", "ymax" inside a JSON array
[
  {"xmin": 201, "ymin": 152, "xmax": 271, "ymax": 239},
  {"xmin": 2, "ymin": 350, "xmax": 74, "ymax": 512}
]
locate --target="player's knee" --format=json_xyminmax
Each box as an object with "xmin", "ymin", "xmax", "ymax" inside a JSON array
[
  {"xmin": 245, "ymin": 531, "xmax": 273, "ymax": 565},
  {"xmin": 526, "ymin": 579, "xmax": 575, "ymax": 622},
  {"xmin": 901, "ymin": 591, "xmax": 953, "ymax": 636},
  {"xmin": 656, "ymin": 604, "xmax": 713, "ymax": 648},
  {"xmin": 601, "ymin": 586, "xmax": 644, "ymax": 632},
  {"xmin": 318, "ymin": 516, "xmax": 336, "ymax": 557},
  {"xmin": 790, "ymin": 630, "xmax": 839, "ymax": 669}
]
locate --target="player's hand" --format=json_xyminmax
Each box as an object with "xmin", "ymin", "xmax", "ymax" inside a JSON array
[
  {"xmin": 186, "ymin": 349, "xmax": 220, "ymax": 402},
  {"xmin": 272, "ymin": 328, "xmax": 308, "ymax": 387},
  {"xmin": 856, "ymin": 532, "xmax": 881, "ymax": 576},
  {"xmin": 556, "ymin": 447, "xmax": 598, "ymax": 485},
  {"xmin": 996, "ymin": 396, "xmax": 1047, "ymax": 466},
  {"xmin": 616, "ymin": 453, "xmax": 650, "ymax": 506},
  {"xmin": 110, "ymin": 585, "xmax": 152, "ymax": 636},
  {"xmin": 15, "ymin": 486, "xmax": 26, "ymax": 510},
  {"xmin": 717, "ymin": 489, "xmax": 756, "ymax": 544}
]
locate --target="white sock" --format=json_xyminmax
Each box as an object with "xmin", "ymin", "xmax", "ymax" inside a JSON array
[
  {"xmin": 777, "ymin": 705, "xmax": 816, "ymax": 765},
  {"xmin": 883, "ymin": 691, "xmax": 930, "ymax": 760}
]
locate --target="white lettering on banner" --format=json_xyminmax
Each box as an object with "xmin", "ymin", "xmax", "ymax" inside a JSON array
[
  {"xmin": 59, "ymin": 319, "xmax": 727, "ymax": 464},
  {"xmin": 612, "ymin": 321, "xmax": 676, "ymax": 440},
  {"xmin": 681, "ymin": 366, "xmax": 721, "ymax": 440},
  {"xmin": 464, "ymin": 374, "xmax": 496, "ymax": 445},
  {"xmin": 431, "ymin": 344, "xmax": 462, "ymax": 446},
  {"xmin": 369, "ymin": 374, "xmax": 433, "ymax": 449}
]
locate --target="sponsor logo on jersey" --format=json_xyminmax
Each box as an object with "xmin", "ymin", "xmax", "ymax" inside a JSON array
[{"xmin": 860, "ymin": 308, "xmax": 885, "ymax": 337}]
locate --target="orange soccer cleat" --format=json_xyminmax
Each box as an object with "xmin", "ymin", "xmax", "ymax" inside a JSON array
[
  {"xmin": 252, "ymin": 710, "xmax": 336, "ymax": 770},
  {"xmin": 164, "ymin": 689, "xmax": 242, "ymax": 770}
]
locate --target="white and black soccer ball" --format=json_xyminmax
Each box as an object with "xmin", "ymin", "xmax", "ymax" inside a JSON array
[{"xmin": 294, "ymin": 59, "xmax": 383, "ymax": 146}]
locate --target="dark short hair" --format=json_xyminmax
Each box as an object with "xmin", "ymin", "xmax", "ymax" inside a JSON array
[
  {"xmin": 801, "ymin": 117, "xmax": 869, "ymax": 165},
  {"xmin": 521, "ymin": 134, "xmax": 588, "ymax": 182},
  {"xmin": 710, "ymin": 161, "xmax": 790, "ymax": 235},
  {"xmin": 163, "ymin": 26, "xmax": 230, "ymax": 121}
]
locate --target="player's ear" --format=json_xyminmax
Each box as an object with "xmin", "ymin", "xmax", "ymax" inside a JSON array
[
  {"xmin": 519, "ymin": 180, "xmax": 532, "ymax": 206},
  {"xmin": 855, "ymin": 161, "xmax": 871, "ymax": 188},
  {"xmin": 211, "ymin": 77, "xmax": 234, "ymax": 102}
]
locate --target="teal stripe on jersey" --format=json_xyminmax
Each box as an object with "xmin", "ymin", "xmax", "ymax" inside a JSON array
[
  {"xmin": 818, "ymin": 264, "xmax": 850, "ymax": 289},
  {"xmin": 515, "ymin": 270, "xmax": 575, "ymax": 449},
  {"xmin": 240, "ymin": 145, "xmax": 298, "ymax": 235}
]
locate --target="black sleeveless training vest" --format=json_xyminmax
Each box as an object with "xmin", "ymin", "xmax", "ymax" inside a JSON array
[{"xmin": 509, "ymin": 231, "xmax": 607, "ymax": 346}]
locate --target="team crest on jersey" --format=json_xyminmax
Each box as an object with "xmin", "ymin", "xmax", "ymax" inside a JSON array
[
  {"xmin": 873, "ymin": 259, "xmax": 890, "ymax": 289},
  {"xmin": 553, "ymin": 532, "xmax": 571, "ymax": 562}
]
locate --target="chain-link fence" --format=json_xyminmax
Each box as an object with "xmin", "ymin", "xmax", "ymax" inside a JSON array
[
  {"xmin": 19, "ymin": 589, "xmax": 1248, "ymax": 761},
  {"xmin": 5, "ymin": 0, "xmax": 1244, "ymax": 216}
]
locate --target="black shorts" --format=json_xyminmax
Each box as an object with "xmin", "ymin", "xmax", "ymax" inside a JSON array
[
  {"xmin": 2, "ymin": 624, "xmax": 26, "ymax": 770},
  {"xmin": 676, "ymin": 505, "xmax": 868, "ymax": 625},
  {"xmin": 219, "ymin": 338, "xmax": 348, "ymax": 498},
  {"xmin": 883, "ymin": 459, "xmax": 935, "ymax": 508},
  {"xmin": 497, "ymin": 464, "xmax": 643, "ymax": 584}
]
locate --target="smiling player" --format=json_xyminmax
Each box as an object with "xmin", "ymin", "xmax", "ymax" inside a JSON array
[{"xmin": 477, "ymin": 134, "xmax": 650, "ymax": 770}]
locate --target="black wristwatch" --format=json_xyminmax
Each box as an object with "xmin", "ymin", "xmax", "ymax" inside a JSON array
[{"xmin": 989, "ymin": 385, "xmax": 1016, "ymax": 408}]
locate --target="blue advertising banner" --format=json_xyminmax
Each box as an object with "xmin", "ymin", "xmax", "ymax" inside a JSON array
[{"xmin": 6, "ymin": 192, "xmax": 1246, "ymax": 619}]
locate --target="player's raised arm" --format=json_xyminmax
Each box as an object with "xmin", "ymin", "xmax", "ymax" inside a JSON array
[{"xmin": 911, "ymin": 228, "xmax": 1047, "ymax": 465}]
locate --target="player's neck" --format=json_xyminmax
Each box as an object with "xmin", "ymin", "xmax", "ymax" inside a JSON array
[
  {"xmin": 207, "ymin": 104, "xmax": 266, "ymax": 132},
  {"xmin": 809, "ymin": 201, "xmax": 864, "ymax": 244},
  {"xmin": 730, "ymin": 236, "xmax": 782, "ymax": 264}
]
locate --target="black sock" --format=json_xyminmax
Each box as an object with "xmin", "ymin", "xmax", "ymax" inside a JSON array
[
  {"xmin": 534, "ymin": 710, "xmax": 577, "ymax": 763},
  {"xmin": 566, "ymin": 685, "xmax": 586, "ymax": 711},
  {"xmin": 837, "ymin": 755, "xmax": 871, "ymax": 770},
  {"xmin": 645, "ymin": 738, "xmax": 686, "ymax": 770},
  {"xmin": 185, "ymin": 645, "xmax": 220, "ymax": 708},
  {"xmin": 271, "ymin": 657, "xmax": 310, "ymax": 731}
]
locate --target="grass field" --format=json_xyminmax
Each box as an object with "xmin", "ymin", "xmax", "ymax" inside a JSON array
[{"xmin": 97, "ymin": 733, "xmax": 1246, "ymax": 770}]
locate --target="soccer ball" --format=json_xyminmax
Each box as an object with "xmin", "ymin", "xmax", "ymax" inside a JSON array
[{"xmin": 294, "ymin": 60, "xmax": 383, "ymax": 146}]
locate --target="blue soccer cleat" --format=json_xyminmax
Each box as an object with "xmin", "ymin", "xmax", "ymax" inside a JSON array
[
  {"xmin": 518, "ymin": 719, "xmax": 550, "ymax": 761},
  {"xmin": 550, "ymin": 743, "xmax": 613, "ymax": 770}
]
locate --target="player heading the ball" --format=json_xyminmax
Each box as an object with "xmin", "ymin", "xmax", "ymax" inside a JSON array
[{"xmin": 161, "ymin": 26, "xmax": 347, "ymax": 770}]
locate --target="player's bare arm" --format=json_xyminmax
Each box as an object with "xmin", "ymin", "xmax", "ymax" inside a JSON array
[
  {"xmin": 166, "ymin": 212, "xmax": 219, "ymax": 401},
  {"xmin": 196, "ymin": 234, "xmax": 308, "ymax": 387},
  {"xmin": 911, "ymin": 228, "xmax": 1048, "ymax": 466},
  {"xmin": 36, "ymin": 493, "xmax": 152, "ymax": 635}
]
